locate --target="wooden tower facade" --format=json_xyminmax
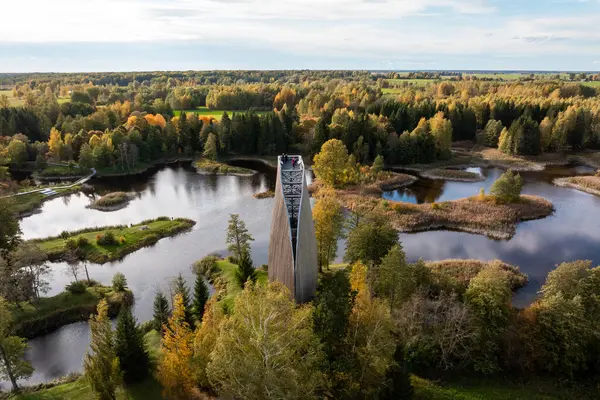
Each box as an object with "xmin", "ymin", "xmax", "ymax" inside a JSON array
[{"xmin": 268, "ymin": 155, "xmax": 318, "ymax": 303}]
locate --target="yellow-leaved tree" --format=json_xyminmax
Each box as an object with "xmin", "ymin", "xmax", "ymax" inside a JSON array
[
  {"xmin": 348, "ymin": 262, "xmax": 396, "ymax": 398},
  {"xmin": 207, "ymin": 282, "xmax": 324, "ymax": 400},
  {"xmin": 313, "ymin": 139, "xmax": 350, "ymax": 188},
  {"xmin": 48, "ymin": 128, "xmax": 64, "ymax": 161},
  {"xmin": 193, "ymin": 297, "xmax": 223, "ymax": 388},
  {"xmin": 157, "ymin": 293, "xmax": 196, "ymax": 399},
  {"xmin": 313, "ymin": 187, "xmax": 344, "ymax": 272}
]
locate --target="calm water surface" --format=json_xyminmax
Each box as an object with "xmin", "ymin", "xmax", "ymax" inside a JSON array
[{"xmin": 3, "ymin": 162, "xmax": 600, "ymax": 389}]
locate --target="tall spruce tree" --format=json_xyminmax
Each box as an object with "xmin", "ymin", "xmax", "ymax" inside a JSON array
[
  {"xmin": 235, "ymin": 251, "xmax": 257, "ymax": 288},
  {"xmin": 115, "ymin": 307, "xmax": 150, "ymax": 383},
  {"xmin": 193, "ymin": 274, "xmax": 210, "ymax": 322},
  {"xmin": 172, "ymin": 274, "xmax": 194, "ymax": 326},
  {"xmin": 381, "ymin": 344, "xmax": 414, "ymax": 400},
  {"xmin": 153, "ymin": 291, "xmax": 170, "ymax": 332},
  {"xmin": 84, "ymin": 299, "xmax": 121, "ymax": 399}
]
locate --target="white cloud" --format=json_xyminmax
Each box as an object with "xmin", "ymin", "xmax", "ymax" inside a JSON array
[{"xmin": 0, "ymin": 0, "xmax": 599, "ymax": 67}]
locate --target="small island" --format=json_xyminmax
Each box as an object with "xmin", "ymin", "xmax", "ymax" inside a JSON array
[
  {"xmin": 419, "ymin": 168, "xmax": 484, "ymax": 182},
  {"xmin": 554, "ymin": 173, "xmax": 600, "ymax": 197},
  {"xmin": 30, "ymin": 217, "xmax": 196, "ymax": 264},
  {"xmin": 195, "ymin": 158, "xmax": 255, "ymax": 176},
  {"xmin": 11, "ymin": 282, "xmax": 133, "ymax": 339},
  {"xmin": 88, "ymin": 191, "xmax": 135, "ymax": 211},
  {"xmin": 254, "ymin": 190, "xmax": 275, "ymax": 199},
  {"xmin": 425, "ymin": 259, "xmax": 528, "ymax": 291}
]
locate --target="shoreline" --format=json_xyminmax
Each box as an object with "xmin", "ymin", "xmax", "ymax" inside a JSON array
[
  {"xmin": 11, "ymin": 286, "xmax": 133, "ymax": 339},
  {"xmin": 86, "ymin": 192, "xmax": 135, "ymax": 212},
  {"xmin": 554, "ymin": 177, "xmax": 600, "ymax": 197},
  {"xmin": 418, "ymin": 168, "xmax": 485, "ymax": 182},
  {"xmin": 94, "ymin": 157, "xmax": 193, "ymax": 178}
]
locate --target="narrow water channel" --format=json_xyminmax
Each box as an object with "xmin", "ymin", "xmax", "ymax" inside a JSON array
[{"xmin": 3, "ymin": 162, "xmax": 600, "ymax": 389}]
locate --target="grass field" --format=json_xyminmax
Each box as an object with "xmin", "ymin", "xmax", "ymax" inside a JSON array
[
  {"xmin": 0, "ymin": 90, "xmax": 70, "ymax": 107},
  {"xmin": 31, "ymin": 217, "xmax": 195, "ymax": 264},
  {"xmin": 215, "ymin": 259, "xmax": 268, "ymax": 309},
  {"xmin": 387, "ymin": 78, "xmax": 438, "ymax": 87},
  {"xmin": 173, "ymin": 106, "xmax": 269, "ymax": 120}
]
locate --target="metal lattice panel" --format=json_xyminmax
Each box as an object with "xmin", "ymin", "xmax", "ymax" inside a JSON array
[{"xmin": 279, "ymin": 156, "xmax": 305, "ymax": 259}]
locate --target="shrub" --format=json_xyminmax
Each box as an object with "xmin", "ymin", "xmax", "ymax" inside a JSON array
[
  {"xmin": 76, "ymin": 236, "xmax": 89, "ymax": 248},
  {"xmin": 65, "ymin": 238, "xmax": 78, "ymax": 250},
  {"xmin": 490, "ymin": 170, "xmax": 524, "ymax": 204},
  {"xmin": 431, "ymin": 203, "xmax": 440, "ymax": 210},
  {"xmin": 194, "ymin": 255, "xmax": 220, "ymax": 277},
  {"xmin": 478, "ymin": 188, "xmax": 485, "ymax": 200},
  {"xmin": 112, "ymin": 272, "xmax": 128, "ymax": 291},
  {"xmin": 227, "ymin": 255, "xmax": 238, "ymax": 265},
  {"xmin": 119, "ymin": 236, "xmax": 126, "ymax": 244},
  {"xmin": 382, "ymin": 200, "xmax": 390, "ymax": 210},
  {"xmin": 97, "ymin": 231, "xmax": 118, "ymax": 246},
  {"xmin": 60, "ymin": 231, "xmax": 70, "ymax": 240},
  {"xmin": 66, "ymin": 281, "xmax": 87, "ymax": 294}
]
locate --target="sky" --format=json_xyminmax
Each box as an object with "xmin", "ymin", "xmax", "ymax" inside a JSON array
[{"xmin": 1, "ymin": 0, "xmax": 600, "ymax": 72}]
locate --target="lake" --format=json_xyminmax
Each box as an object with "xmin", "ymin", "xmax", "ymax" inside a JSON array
[{"xmin": 3, "ymin": 161, "xmax": 600, "ymax": 389}]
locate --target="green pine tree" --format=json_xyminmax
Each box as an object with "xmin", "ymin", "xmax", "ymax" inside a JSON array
[
  {"xmin": 152, "ymin": 291, "xmax": 170, "ymax": 332},
  {"xmin": 172, "ymin": 274, "xmax": 194, "ymax": 325},
  {"xmin": 115, "ymin": 307, "xmax": 150, "ymax": 383},
  {"xmin": 380, "ymin": 344, "xmax": 414, "ymax": 400},
  {"xmin": 193, "ymin": 274, "xmax": 210, "ymax": 322},
  {"xmin": 235, "ymin": 251, "xmax": 257, "ymax": 288}
]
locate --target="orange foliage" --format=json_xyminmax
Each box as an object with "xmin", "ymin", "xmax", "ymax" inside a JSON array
[{"xmin": 144, "ymin": 114, "xmax": 167, "ymax": 129}]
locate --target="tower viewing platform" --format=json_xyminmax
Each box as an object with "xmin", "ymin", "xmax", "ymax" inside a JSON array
[{"xmin": 268, "ymin": 155, "xmax": 318, "ymax": 303}]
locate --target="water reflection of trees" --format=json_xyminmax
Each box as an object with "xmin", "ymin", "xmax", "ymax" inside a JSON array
[{"xmin": 410, "ymin": 179, "xmax": 446, "ymax": 204}]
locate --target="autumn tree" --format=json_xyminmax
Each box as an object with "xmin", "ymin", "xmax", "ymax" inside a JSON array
[
  {"xmin": 157, "ymin": 294, "xmax": 196, "ymax": 400},
  {"xmin": 115, "ymin": 306, "xmax": 150, "ymax": 383},
  {"xmin": 428, "ymin": 112, "xmax": 452, "ymax": 159},
  {"xmin": 313, "ymin": 139, "xmax": 350, "ymax": 188},
  {"xmin": 490, "ymin": 170, "xmax": 523, "ymax": 204},
  {"xmin": 172, "ymin": 274, "xmax": 194, "ymax": 326},
  {"xmin": 0, "ymin": 296, "xmax": 33, "ymax": 393},
  {"xmin": 84, "ymin": 299, "xmax": 122, "ymax": 400},
  {"xmin": 207, "ymin": 282, "xmax": 324, "ymax": 400},
  {"xmin": 48, "ymin": 128, "xmax": 64, "ymax": 161},
  {"xmin": 347, "ymin": 263, "xmax": 396, "ymax": 398},
  {"xmin": 193, "ymin": 274, "xmax": 209, "ymax": 322},
  {"xmin": 0, "ymin": 198, "xmax": 21, "ymax": 258},
  {"xmin": 226, "ymin": 213, "xmax": 254, "ymax": 261},
  {"xmin": 193, "ymin": 297, "xmax": 223, "ymax": 388},
  {"xmin": 152, "ymin": 290, "xmax": 170, "ymax": 332},
  {"xmin": 312, "ymin": 187, "xmax": 344, "ymax": 271}
]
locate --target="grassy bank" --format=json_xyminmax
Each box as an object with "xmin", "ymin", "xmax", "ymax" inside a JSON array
[
  {"xmin": 420, "ymin": 168, "xmax": 484, "ymax": 182},
  {"xmin": 30, "ymin": 217, "xmax": 196, "ymax": 264},
  {"xmin": 411, "ymin": 376, "xmax": 590, "ymax": 400},
  {"xmin": 195, "ymin": 258, "xmax": 267, "ymax": 310},
  {"xmin": 554, "ymin": 175, "xmax": 600, "ymax": 196},
  {"xmin": 337, "ymin": 193, "xmax": 553, "ymax": 240},
  {"xmin": 88, "ymin": 192, "xmax": 134, "ymax": 211},
  {"xmin": 10, "ymin": 285, "xmax": 133, "ymax": 339},
  {"xmin": 34, "ymin": 165, "xmax": 90, "ymax": 180},
  {"xmin": 10, "ymin": 186, "xmax": 82, "ymax": 217},
  {"xmin": 194, "ymin": 158, "xmax": 255, "ymax": 176}
]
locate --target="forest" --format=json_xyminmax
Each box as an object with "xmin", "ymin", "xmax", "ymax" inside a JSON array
[{"xmin": 1, "ymin": 70, "xmax": 600, "ymax": 184}]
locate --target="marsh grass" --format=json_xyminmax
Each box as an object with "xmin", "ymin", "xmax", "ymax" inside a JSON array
[
  {"xmin": 195, "ymin": 158, "xmax": 255, "ymax": 175},
  {"xmin": 420, "ymin": 168, "xmax": 484, "ymax": 182},
  {"xmin": 338, "ymin": 193, "xmax": 553, "ymax": 239}
]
